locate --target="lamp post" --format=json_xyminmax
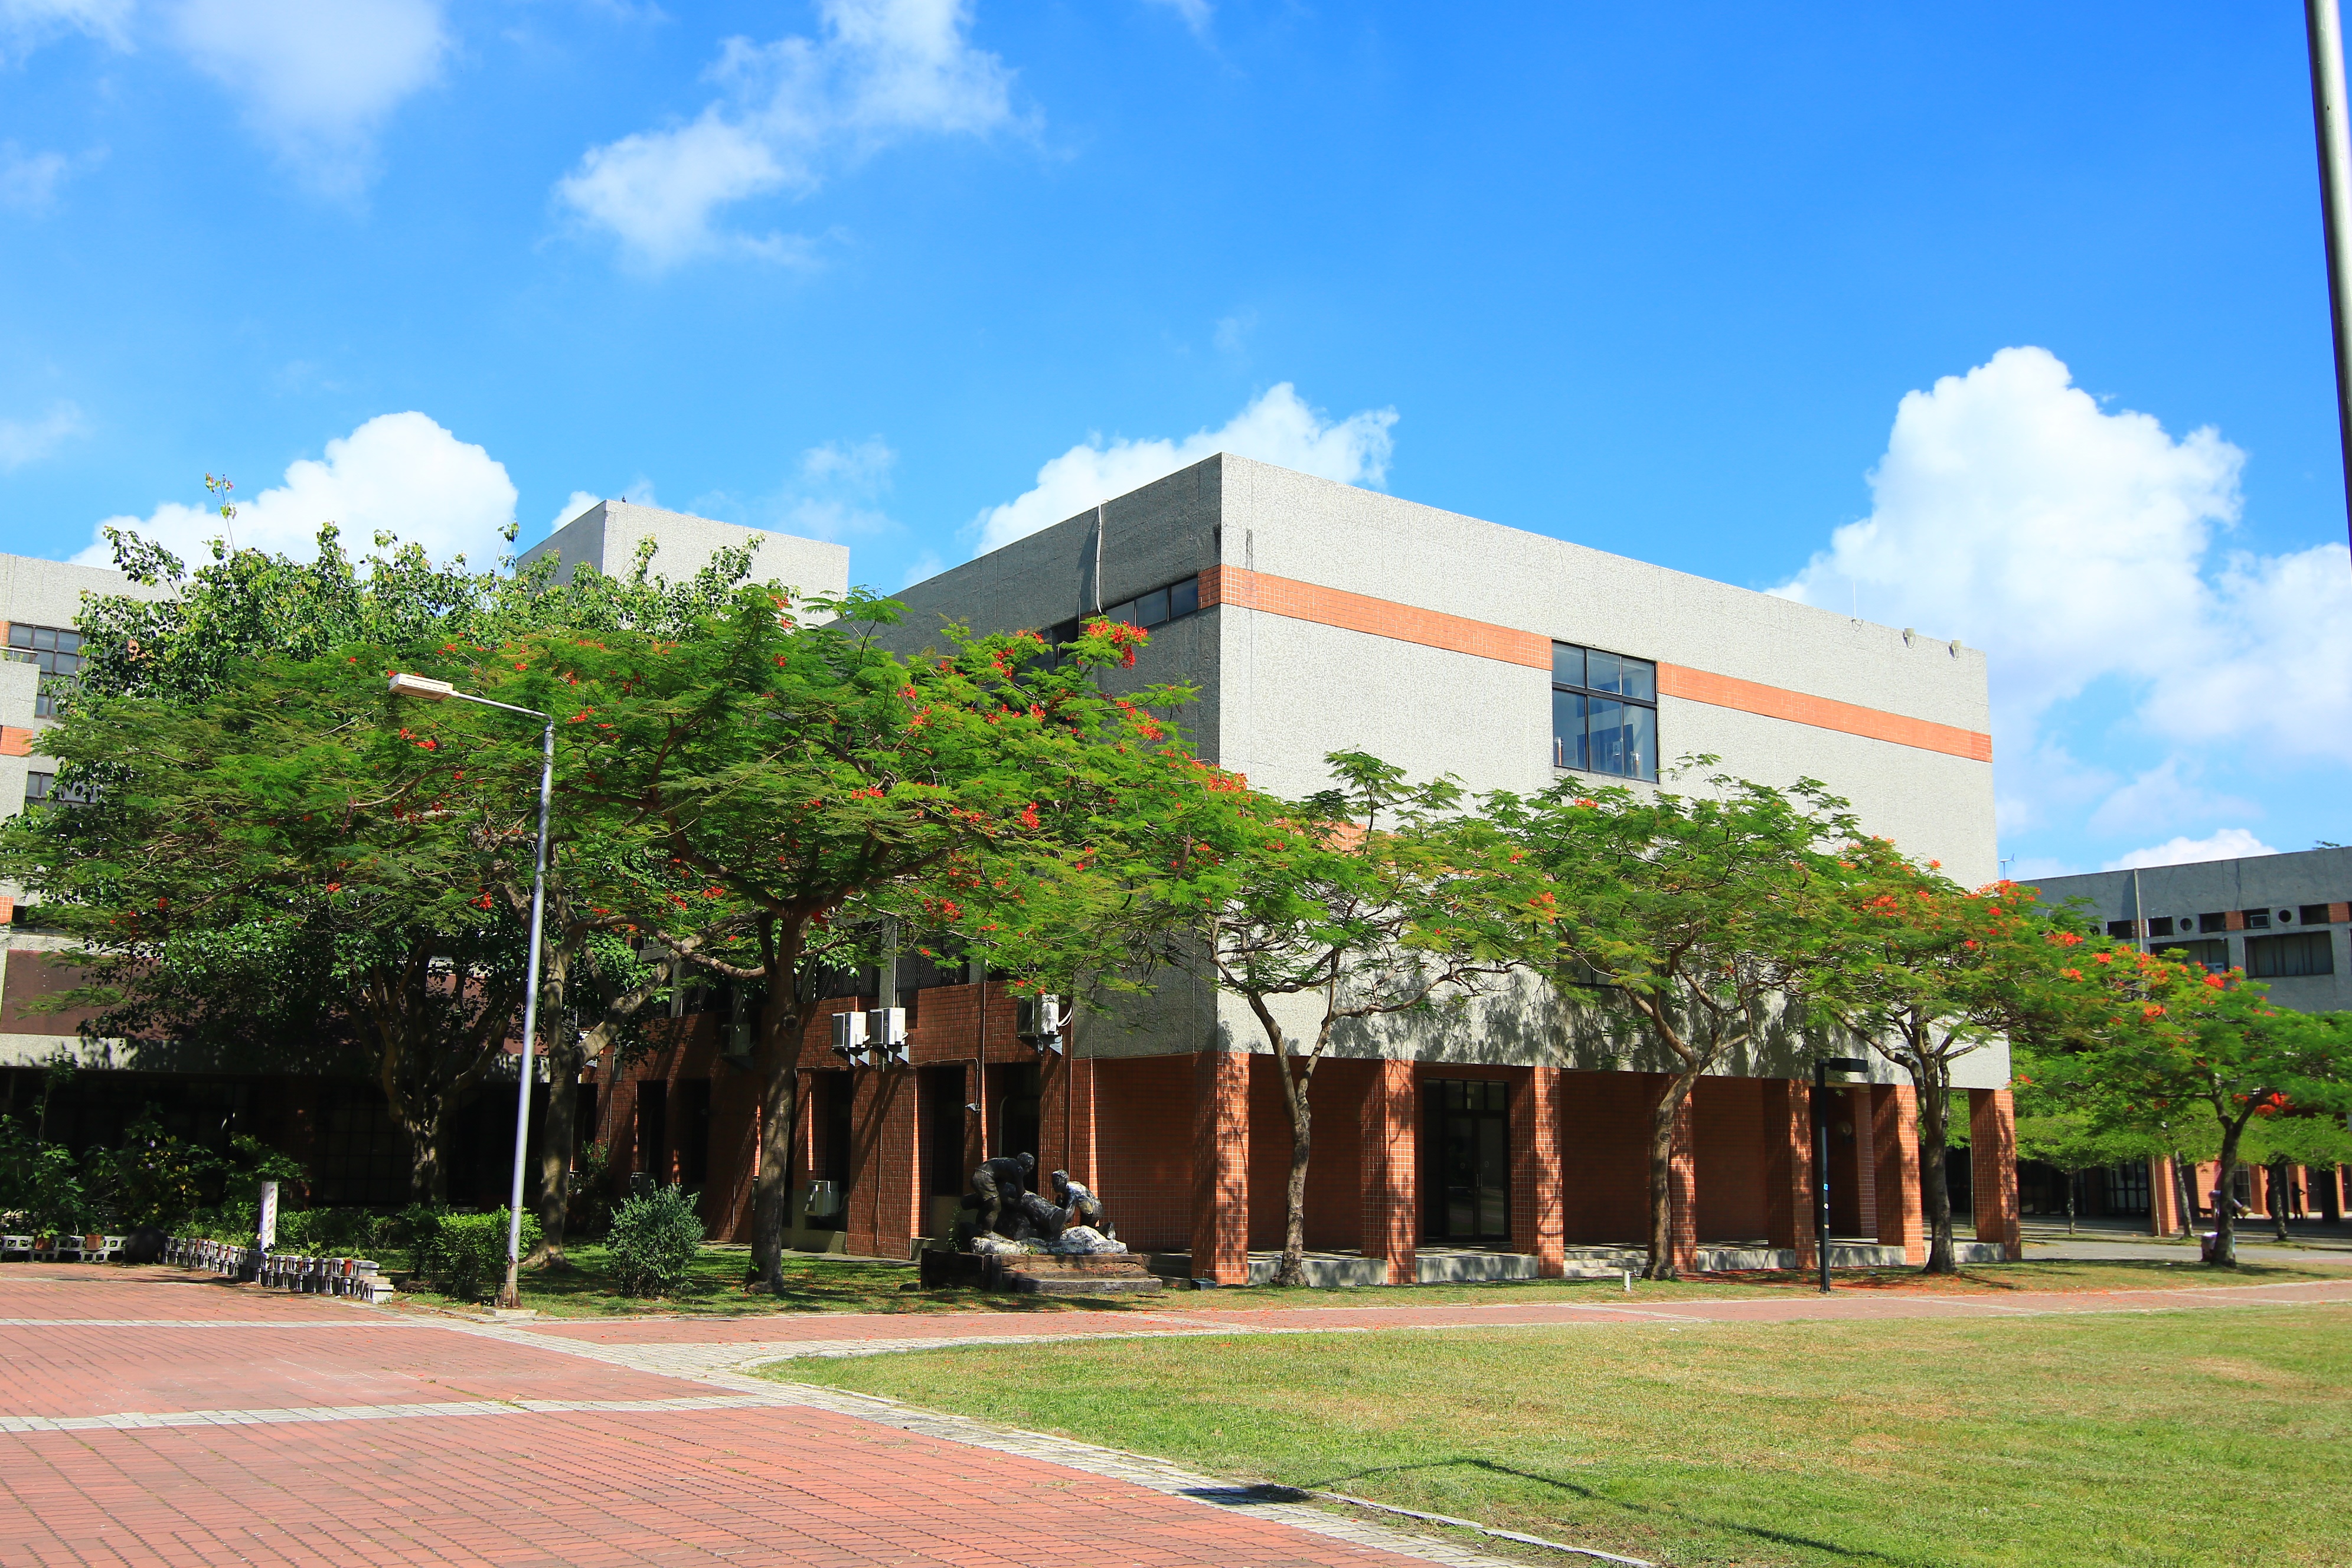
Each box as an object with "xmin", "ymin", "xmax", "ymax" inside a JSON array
[
  {"xmin": 1812, "ymin": 1056, "xmax": 1870, "ymax": 1295},
  {"xmin": 388, "ymin": 671, "xmax": 555, "ymax": 1312}
]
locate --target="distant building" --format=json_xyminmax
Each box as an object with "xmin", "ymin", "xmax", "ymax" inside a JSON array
[
  {"xmin": 2024, "ymin": 849, "xmax": 2351, "ymax": 1229},
  {"xmin": 519, "ymin": 499, "xmax": 848, "ymax": 602}
]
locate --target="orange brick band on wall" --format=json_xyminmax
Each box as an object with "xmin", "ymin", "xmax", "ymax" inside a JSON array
[
  {"xmin": 1194, "ymin": 566, "xmax": 1992, "ymax": 764},
  {"xmin": 0, "ymin": 727, "xmax": 33, "ymax": 759}
]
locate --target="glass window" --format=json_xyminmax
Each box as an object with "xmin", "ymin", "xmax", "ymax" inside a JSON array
[
  {"xmin": 1550, "ymin": 641, "xmax": 1658, "ymax": 781},
  {"xmin": 2248, "ymin": 932, "xmax": 2334, "ymax": 979},
  {"xmin": 2157, "ymin": 938, "xmax": 2229, "ymax": 974},
  {"xmin": 2146, "ymin": 917, "xmax": 2175, "ymax": 938},
  {"xmin": 1551, "ymin": 690, "xmax": 1587, "ymax": 772},
  {"xmin": 2106, "ymin": 920, "xmax": 2138, "ymax": 939},
  {"xmin": 1105, "ymin": 600, "xmax": 1136, "ymax": 626},
  {"xmin": 24, "ymin": 772, "xmax": 53, "ymax": 806},
  {"xmin": 2242, "ymin": 908, "xmax": 2271, "ymax": 929},
  {"xmin": 1136, "ymin": 588, "xmax": 1170, "ymax": 627},
  {"xmin": 1168, "ymin": 578, "xmax": 1199, "ymax": 619},
  {"xmin": 2198, "ymin": 912, "xmax": 2230, "ymax": 933},
  {"xmin": 2301, "ymin": 904, "xmax": 2334, "ymax": 926}
]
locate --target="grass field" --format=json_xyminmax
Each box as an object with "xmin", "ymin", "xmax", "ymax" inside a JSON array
[
  {"xmin": 387, "ymin": 1245, "xmax": 2345, "ymax": 1318},
  {"xmin": 774, "ymin": 1303, "xmax": 2352, "ymax": 1567}
]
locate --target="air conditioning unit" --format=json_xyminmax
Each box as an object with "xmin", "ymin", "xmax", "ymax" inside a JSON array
[
  {"xmin": 830, "ymin": 1010, "xmax": 868, "ymax": 1061},
  {"xmin": 870, "ymin": 1007, "xmax": 909, "ymax": 1069},
  {"xmin": 803, "ymin": 1180, "xmax": 842, "ymax": 1220},
  {"xmin": 1017, "ymin": 994, "xmax": 1063, "ymax": 1055}
]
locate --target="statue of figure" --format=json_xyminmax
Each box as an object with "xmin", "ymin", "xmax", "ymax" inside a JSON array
[
  {"xmin": 1051, "ymin": 1170, "xmax": 1104, "ymax": 1232},
  {"xmin": 1011, "ymin": 1189, "xmax": 1067, "ymax": 1240},
  {"xmin": 965, "ymin": 1151, "xmax": 1035, "ymax": 1238}
]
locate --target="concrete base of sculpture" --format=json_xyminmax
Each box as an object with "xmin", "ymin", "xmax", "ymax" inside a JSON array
[{"xmin": 919, "ymin": 1243, "xmax": 1163, "ymax": 1295}]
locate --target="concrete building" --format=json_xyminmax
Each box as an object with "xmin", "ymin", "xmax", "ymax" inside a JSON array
[
  {"xmin": 519, "ymin": 499, "xmax": 850, "ymax": 601},
  {"xmin": 590, "ymin": 455, "xmax": 2023, "ymax": 1282},
  {"xmin": 2026, "ymin": 849, "xmax": 2351, "ymax": 1230}
]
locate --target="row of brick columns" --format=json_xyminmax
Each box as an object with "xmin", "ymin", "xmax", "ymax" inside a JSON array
[{"xmin": 1188, "ymin": 1053, "xmax": 2022, "ymax": 1285}]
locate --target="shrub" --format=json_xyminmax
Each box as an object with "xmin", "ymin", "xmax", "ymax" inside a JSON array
[
  {"xmin": 272, "ymin": 1207, "xmax": 378, "ymax": 1255},
  {"xmin": 387, "ymin": 1203, "xmax": 450, "ymax": 1276},
  {"xmin": 569, "ymin": 1141, "xmax": 616, "ymax": 1238},
  {"xmin": 605, "ymin": 1184, "xmax": 704, "ymax": 1296},
  {"xmin": 432, "ymin": 1209, "xmax": 541, "ymax": 1302}
]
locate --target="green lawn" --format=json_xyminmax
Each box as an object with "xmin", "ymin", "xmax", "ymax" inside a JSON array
[
  {"xmin": 773, "ymin": 1304, "xmax": 2352, "ymax": 1567},
  {"xmin": 386, "ymin": 1244, "xmax": 2345, "ymax": 1318}
]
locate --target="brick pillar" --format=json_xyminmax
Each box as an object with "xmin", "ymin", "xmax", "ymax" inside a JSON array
[
  {"xmin": 1871, "ymin": 1083, "xmax": 1925, "ymax": 1264},
  {"xmin": 1510, "ymin": 1067, "xmax": 1564, "ymax": 1276},
  {"xmin": 1666, "ymin": 1087, "xmax": 1698, "ymax": 1275},
  {"xmin": 847, "ymin": 1069, "xmax": 922, "ymax": 1260},
  {"xmin": 1038, "ymin": 1049, "xmax": 1099, "ymax": 1193},
  {"xmin": 1850, "ymin": 1086, "xmax": 1880, "ymax": 1239},
  {"xmin": 2148, "ymin": 1155, "xmax": 2180, "ymax": 1237},
  {"xmin": 1761, "ymin": 1078, "xmax": 1817, "ymax": 1269},
  {"xmin": 1967, "ymin": 1087, "xmax": 2021, "ymax": 1260},
  {"xmin": 1360, "ymin": 1059, "xmax": 1416, "ymax": 1286},
  {"xmin": 1191, "ymin": 1050, "xmax": 1251, "ymax": 1285}
]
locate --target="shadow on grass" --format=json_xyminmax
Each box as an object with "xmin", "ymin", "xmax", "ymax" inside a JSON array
[{"xmin": 1301, "ymin": 1456, "xmax": 1908, "ymax": 1564}]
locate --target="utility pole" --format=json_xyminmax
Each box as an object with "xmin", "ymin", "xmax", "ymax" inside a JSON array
[{"xmin": 2305, "ymin": 0, "xmax": 2352, "ymax": 549}]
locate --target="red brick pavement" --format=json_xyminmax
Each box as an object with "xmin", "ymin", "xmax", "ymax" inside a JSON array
[{"xmin": 1, "ymin": 1407, "xmax": 1422, "ymax": 1568}]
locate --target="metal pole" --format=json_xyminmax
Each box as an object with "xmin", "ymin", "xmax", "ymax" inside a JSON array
[
  {"xmin": 2307, "ymin": 0, "xmax": 2352, "ymax": 546},
  {"xmin": 1814, "ymin": 1060, "xmax": 1832, "ymax": 1295},
  {"xmin": 498, "ymin": 718, "xmax": 557, "ymax": 1310}
]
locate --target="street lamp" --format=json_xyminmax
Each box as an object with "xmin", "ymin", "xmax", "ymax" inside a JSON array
[
  {"xmin": 389, "ymin": 670, "xmax": 555, "ymax": 1312},
  {"xmin": 1812, "ymin": 1055, "xmax": 1870, "ymax": 1295}
]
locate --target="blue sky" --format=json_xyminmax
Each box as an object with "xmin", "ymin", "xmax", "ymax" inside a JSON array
[{"xmin": 3, "ymin": 2, "xmax": 2348, "ymax": 876}]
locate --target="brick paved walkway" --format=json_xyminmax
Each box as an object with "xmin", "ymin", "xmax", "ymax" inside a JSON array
[{"xmin": 0, "ymin": 1267, "xmax": 1521, "ymax": 1568}]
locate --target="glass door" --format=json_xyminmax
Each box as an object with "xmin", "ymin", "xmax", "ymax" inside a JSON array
[{"xmin": 1425, "ymin": 1080, "xmax": 1511, "ymax": 1242}]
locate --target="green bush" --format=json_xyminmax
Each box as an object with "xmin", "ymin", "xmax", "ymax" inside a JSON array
[
  {"xmin": 569, "ymin": 1141, "xmax": 615, "ymax": 1238},
  {"xmin": 272, "ymin": 1207, "xmax": 378, "ymax": 1255},
  {"xmin": 432, "ymin": 1209, "xmax": 541, "ymax": 1302},
  {"xmin": 387, "ymin": 1203, "xmax": 450, "ymax": 1276},
  {"xmin": 605, "ymin": 1184, "xmax": 704, "ymax": 1296}
]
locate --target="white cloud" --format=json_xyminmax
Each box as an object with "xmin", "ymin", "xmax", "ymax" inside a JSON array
[
  {"xmin": 550, "ymin": 490, "xmax": 602, "ymax": 530},
  {"xmin": 0, "ymin": 142, "xmax": 102, "ymax": 211},
  {"xmin": 900, "ymin": 547, "xmax": 943, "ymax": 587},
  {"xmin": 1213, "ymin": 311, "xmax": 1254, "ymax": 356},
  {"xmin": 1776, "ymin": 345, "xmax": 2352, "ymax": 843},
  {"xmin": 167, "ymin": 0, "xmax": 450, "ymax": 197},
  {"xmin": 556, "ymin": 0, "xmax": 1023, "ymax": 270},
  {"xmin": 0, "ymin": 0, "xmax": 129, "ymax": 60},
  {"xmin": 2085, "ymin": 758, "xmax": 2257, "ymax": 839},
  {"xmin": 971, "ymin": 383, "xmax": 1397, "ymax": 554},
  {"xmin": 75, "ymin": 411, "xmax": 517, "ymax": 568},
  {"xmin": 2102, "ymin": 828, "xmax": 2279, "ymax": 872},
  {"xmin": 1141, "ymin": 0, "xmax": 1211, "ymax": 37},
  {"xmin": 0, "ymin": 401, "xmax": 87, "ymax": 469}
]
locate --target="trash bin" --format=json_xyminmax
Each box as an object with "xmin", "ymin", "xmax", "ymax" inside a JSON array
[{"xmin": 2199, "ymin": 1231, "xmax": 2220, "ymax": 1263}]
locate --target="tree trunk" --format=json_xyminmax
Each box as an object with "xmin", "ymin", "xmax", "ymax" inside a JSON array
[
  {"xmin": 1273, "ymin": 1050, "xmax": 1314, "ymax": 1288},
  {"xmin": 526, "ymin": 1047, "xmax": 580, "ymax": 1268},
  {"xmin": 405, "ymin": 1112, "xmax": 443, "ymax": 1206},
  {"xmin": 1913, "ymin": 1057, "xmax": 1956, "ymax": 1274},
  {"xmin": 2064, "ymin": 1171, "xmax": 2075, "ymax": 1235},
  {"xmin": 2269, "ymin": 1160, "xmax": 2293, "ymax": 1242},
  {"xmin": 2210, "ymin": 1122, "xmax": 2244, "ymax": 1268},
  {"xmin": 1644, "ymin": 1072, "xmax": 1695, "ymax": 1280}
]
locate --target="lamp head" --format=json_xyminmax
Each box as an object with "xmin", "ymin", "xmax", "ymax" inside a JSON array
[{"xmin": 388, "ymin": 672, "xmax": 455, "ymax": 701}]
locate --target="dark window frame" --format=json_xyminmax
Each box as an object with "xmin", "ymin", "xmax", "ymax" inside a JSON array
[
  {"xmin": 2247, "ymin": 930, "xmax": 2334, "ymax": 980},
  {"xmin": 1550, "ymin": 642, "xmax": 1658, "ymax": 782}
]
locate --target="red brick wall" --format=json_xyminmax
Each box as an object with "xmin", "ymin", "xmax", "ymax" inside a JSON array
[
  {"xmin": 1691, "ymin": 1075, "xmax": 1768, "ymax": 1243},
  {"xmin": 1093, "ymin": 1054, "xmax": 1195, "ymax": 1252},
  {"xmin": 1969, "ymin": 1087, "xmax": 2021, "ymax": 1259},
  {"xmin": 1359, "ymin": 1059, "xmax": 1415, "ymax": 1280},
  {"xmin": 1192, "ymin": 1050, "xmax": 1250, "ymax": 1282},
  {"xmin": 1871, "ymin": 1083, "xmax": 1925, "ymax": 1263},
  {"xmin": 1760, "ymin": 1078, "xmax": 1815, "ymax": 1265},
  {"xmin": 1557, "ymin": 1070, "xmax": 1658, "ymax": 1245},
  {"xmin": 1666, "ymin": 1087, "xmax": 1697, "ymax": 1273},
  {"xmin": 1246, "ymin": 1054, "xmax": 1370, "ymax": 1252},
  {"xmin": 844, "ymin": 1067, "xmax": 922, "ymax": 1259},
  {"xmin": 1510, "ymin": 1066, "xmax": 1565, "ymax": 1274}
]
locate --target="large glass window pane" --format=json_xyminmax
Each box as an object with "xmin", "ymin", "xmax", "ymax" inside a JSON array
[
  {"xmin": 1136, "ymin": 587, "xmax": 1170, "ymax": 627},
  {"xmin": 1477, "ymin": 1116, "xmax": 1509, "ymax": 1236},
  {"xmin": 6, "ymin": 625, "xmax": 28, "ymax": 649},
  {"xmin": 1551, "ymin": 690, "xmax": 1587, "ymax": 770},
  {"xmin": 1105, "ymin": 600, "xmax": 1136, "ymax": 626},
  {"xmin": 1586, "ymin": 649, "xmax": 1622, "ymax": 695},
  {"xmin": 1619, "ymin": 657, "xmax": 1657, "ymax": 702},
  {"xmin": 1624, "ymin": 703, "xmax": 1658, "ymax": 781},
  {"xmin": 1168, "ymin": 578, "xmax": 1199, "ymax": 619},
  {"xmin": 1588, "ymin": 698, "xmax": 1628, "ymax": 775},
  {"xmin": 1551, "ymin": 642, "xmax": 1584, "ymax": 689}
]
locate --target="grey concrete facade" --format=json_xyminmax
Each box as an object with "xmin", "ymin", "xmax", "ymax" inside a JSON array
[
  {"xmin": 888, "ymin": 454, "xmax": 2005, "ymax": 1089},
  {"xmin": 0, "ymin": 554, "xmax": 152, "ymax": 829},
  {"xmin": 2028, "ymin": 848, "xmax": 2352, "ymax": 1014},
  {"xmin": 519, "ymin": 500, "xmax": 850, "ymax": 603}
]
